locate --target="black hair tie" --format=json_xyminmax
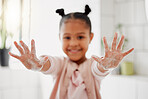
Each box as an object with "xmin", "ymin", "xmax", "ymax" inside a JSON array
[
  {"xmin": 84, "ymin": 5, "xmax": 91, "ymax": 16},
  {"xmin": 56, "ymin": 8, "xmax": 65, "ymax": 17}
]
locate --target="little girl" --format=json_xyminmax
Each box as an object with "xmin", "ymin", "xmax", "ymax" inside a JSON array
[{"xmin": 9, "ymin": 5, "xmax": 134, "ymax": 99}]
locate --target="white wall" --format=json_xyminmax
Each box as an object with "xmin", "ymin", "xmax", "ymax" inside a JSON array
[{"xmin": 101, "ymin": 0, "xmax": 148, "ymax": 76}]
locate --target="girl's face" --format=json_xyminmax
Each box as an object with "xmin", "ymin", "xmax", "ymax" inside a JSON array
[{"xmin": 59, "ymin": 19, "xmax": 94, "ymax": 64}]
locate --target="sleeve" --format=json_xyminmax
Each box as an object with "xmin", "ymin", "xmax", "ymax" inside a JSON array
[
  {"xmin": 91, "ymin": 60, "xmax": 112, "ymax": 81},
  {"xmin": 41, "ymin": 56, "xmax": 65, "ymax": 77}
]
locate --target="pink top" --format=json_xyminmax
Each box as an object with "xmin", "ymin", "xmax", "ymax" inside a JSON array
[
  {"xmin": 42, "ymin": 56, "xmax": 110, "ymax": 99},
  {"xmin": 67, "ymin": 70, "xmax": 88, "ymax": 99}
]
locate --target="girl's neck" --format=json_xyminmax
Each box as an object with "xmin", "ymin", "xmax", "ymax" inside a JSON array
[{"xmin": 71, "ymin": 56, "xmax": 87, "ymax": 65}]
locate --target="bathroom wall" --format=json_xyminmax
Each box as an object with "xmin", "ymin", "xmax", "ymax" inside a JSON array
[{"xmin": 101, "ymin": 0, "xmax": 148, "ymax": 75}]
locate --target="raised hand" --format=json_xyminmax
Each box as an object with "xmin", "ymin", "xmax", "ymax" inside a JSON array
[
  {"xmin": 9, "ymin": 39, "xmax": 48, "ymax": 71},
  {"xmin": 92, "ymin": 32, "xmax": 134, "ymax": 71}
]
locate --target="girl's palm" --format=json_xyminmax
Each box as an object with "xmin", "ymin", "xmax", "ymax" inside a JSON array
[
  {"xmin": 93, "ymin": 33, "xmax": 134, "ymax": 70},
  {"xmin": 9, "ymin": 39, "xmax": 48, "ymax": 70}
]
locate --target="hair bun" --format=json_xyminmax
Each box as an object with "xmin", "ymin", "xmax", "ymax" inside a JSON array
[
  {"xmin": 56, "ymin": 8, "xmax": 65, "ymax": 17},
  {"xmin": 84, "ymin": 5, "xmax": 91, "ymax": 16}
]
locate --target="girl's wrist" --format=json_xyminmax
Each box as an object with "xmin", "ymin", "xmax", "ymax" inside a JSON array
[
  {"xmin": 40, "ymin": 59, "xmax": 50, "ymax": 72},
  {"xmin": 97, "ymin": 63, "xmax": 109, "ymax": 73},
  {"xmin": 39, "ymin": 56, "xmax": 50, "ymax": 72}
]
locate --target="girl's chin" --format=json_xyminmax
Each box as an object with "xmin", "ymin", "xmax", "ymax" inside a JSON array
[
  {"xmin": 68, "ymin": 55, "xmax": 86, "ymax": 62},
  {"xmin": 69, "ymin": 57, "xmax": 81, "ymax": 62},
  {"xmin": 68, "ymin": 55, "xmax": 82, "ymax": 61}
]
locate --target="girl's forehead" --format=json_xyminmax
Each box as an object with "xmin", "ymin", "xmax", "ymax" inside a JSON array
[
  {"xmin": 64, "ymin": 19, "xmax": 86, "ymax": 24},
  {"xmin": 60, "ymin": 19, "xmax": 90, "ymax": 33}
]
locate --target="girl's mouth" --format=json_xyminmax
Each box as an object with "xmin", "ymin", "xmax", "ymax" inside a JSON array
[{"xmin": 68, "ymin": 49, "xmax": 82, "ymax": 54}]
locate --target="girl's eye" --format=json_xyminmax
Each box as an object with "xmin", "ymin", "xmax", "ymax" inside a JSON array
[
  {"xmin": 78, "ymin": 36, "xmax": 84, "ymax": 39},
  {"xmin": 64, "ymin": 37, "xmax": 71, "ymax": 39}
]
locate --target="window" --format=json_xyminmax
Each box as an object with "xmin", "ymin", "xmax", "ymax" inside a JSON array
[{"xmin": 8, "ymin": 0, "xmax": 31, "ymax": 69}]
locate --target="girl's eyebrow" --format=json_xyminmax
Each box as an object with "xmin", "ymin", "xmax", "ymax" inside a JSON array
[
  {"xmin": 63, "ymin": 32, "xmax": 86, "ymax": 35},
  {"xmin": 63, "ymin": 33, "xmax": 71, "ymax": 36}
]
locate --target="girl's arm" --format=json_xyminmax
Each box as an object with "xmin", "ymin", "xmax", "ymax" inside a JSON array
[
  {"xmin": 92, "ymin": 32, "xmax": 134, "ymax": 73},
  {"xmin": 9, "ymin": 39, "xmax": 51, "ymax": 72}
]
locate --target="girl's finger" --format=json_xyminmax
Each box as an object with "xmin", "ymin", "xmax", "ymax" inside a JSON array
[
  {"xmin": 111, "ymin": 32, "xmax": 117, "ymax": 51},
  {"xmin": 14, "ymin": 41, "xmax": 24, "ymax": 55},
  {"xmin": 9, "ymin": 52, "xmax": 20, "ymax": 59},
  {"xmin": 103, "ymin": 37, "xmax": 109, "ymax": 51},
  {"xmin": 123, "ymin": 48, "xmax": 134, "ymax": 57},
  {"xmin": 31, "ymin": 39, "xmax": 36, "ymax": 57},
  {"xmin": 20, "ymin": 40, "xmax": 30, "ymax": 54},
  {"xmin": 117, "ymin": 35, "xmax": 124, "ymax": 51},
  {"xmin": 91, "ymin": 55, "xmax": 102, "ymax": 64}
]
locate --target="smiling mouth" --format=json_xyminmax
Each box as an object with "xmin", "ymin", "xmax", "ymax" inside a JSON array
[{"xmin": 68, "ymin": 49, "xmax": 82, "ymax": 54}]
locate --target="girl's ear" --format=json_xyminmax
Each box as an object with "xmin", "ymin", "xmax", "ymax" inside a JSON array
[{"xmin": 89, "ymin": 32, "xmax": 94, "ymax": 43}]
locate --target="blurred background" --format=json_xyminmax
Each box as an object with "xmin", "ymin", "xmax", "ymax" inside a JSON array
[{"xmin": 0, "ymin": 0, "xmax": 148, "ymax": 99}]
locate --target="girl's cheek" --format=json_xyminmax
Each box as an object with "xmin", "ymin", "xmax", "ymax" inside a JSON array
[
  {"xmin": 62, "ymin": 41, "xmax": 68, "ymax": 49},
  {"xmin": 82, "ymin": 39, "xmax": 89, "ymax": 45}
]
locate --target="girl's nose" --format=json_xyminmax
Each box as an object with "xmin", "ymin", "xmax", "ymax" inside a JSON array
[{"xmin": 69, "ymin": 39, "xmax": 79, "ymax": 46}]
